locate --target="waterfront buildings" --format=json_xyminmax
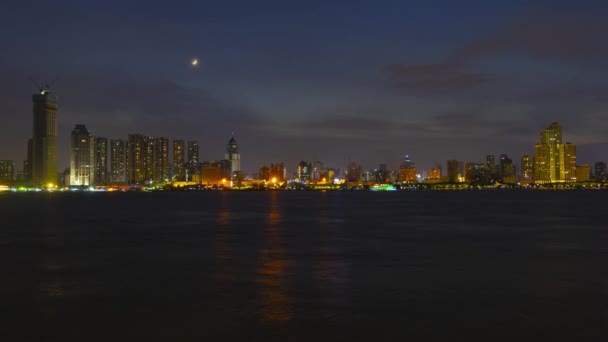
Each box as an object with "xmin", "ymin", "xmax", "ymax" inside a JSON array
[
  {"xmin": 187, "ymin": 141, "xmax": 199, "ymax": 165},
  {"xmin": 499, "ymin": 154, "xmax": 516, "ymax": 183},
  {"xmin": 428, "ymin": 168, "xmax": 441, "ymax": 180},
  {"xmin": 399, "ymin": 155, "xmax": 417, "ymax": 183},
  {"xmin": 346, "ymin": 162, "xmax": 361, "ymax": 183},
  {"xmin": 520, "ymin": 155, "xmax": 534, "ymax": 183},
  {"xmin": 0, "ymin": 160, "xmax": 15, "ymax": 183},
  {"xmin": 576, "ymin": 164, "xmax": 591, "ymax": 182},
  {"xmin": 270, "ymin": 162, "xmax": 285, "ymax": 182},
  {"xmin": 154, "ymin": 137, "xmax": 169, "ymax": 182},
  {"xmin": 31, "ymin": 89, "xmax": 58, "ymax": 187},
  {"xmin": 259, "ymin": 165, "xmax": 270, "ymax": 181},
  {"xmin": 95, "ymin": 137, "xmax": 108, "ymax": 185},
  {"xmin": 127, "ymin": 134, "xmax": 146, "ymax": 184},
  {"xmin": 225, "ymin": 136, "xmax": 240, "ymax": 179},
  {"xmin": 594, "ymin": 162, "xmax": 606, "ymax": 181},
  {"xmin": 534, "ymin": 122, "xmax": 572, "ymax": 183},
  {"xmin": 447, "ymin": 160, "xmax": 459, "ymax": 183},
  {"xmin": 69, "ymin": 125, "xmax": 95, "ymax": 186},
  {"xmin": 110, "ymin": 139, "xmax": 126, "ymax": 183},
  {"xmin": 297, "ymin": 161, "xmax": 311, "ymax": 181},
  {"xmin": 560, "ymin": 143, "xmax": 576, "ymax": 182},
  {"xmin": 173, "ymin": 140, "xmax": 186, "ymax": 181}
]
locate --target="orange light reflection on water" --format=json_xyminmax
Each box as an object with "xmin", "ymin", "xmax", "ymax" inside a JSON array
[{"xmin": 256, "ymin": 192, "xmax": 292, "ymax": 322}]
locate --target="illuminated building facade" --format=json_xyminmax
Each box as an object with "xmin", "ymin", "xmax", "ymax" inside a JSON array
[
  {"xmin": 95, "ymin": 137, "xmax": 108, "ymax": 185},
  {"xmin": 70, "ymin": 125, "xmax": 95, "ymax": 186},
  {"xmin": 534, "ymin": 143, "xmax": 550, "ymax": 182},
  {"xmin": 110, "ymin": 139, "xmax": 126, "ymax": 183},
  {"xmin": 560, "ymin": 143, "xmax": 576, "ymax": 182},
  {"xmin": 172, "ymin": 140, "xmax": 186, "ymax": 181},
  {"xmin": 399, "ymin": 154, "xmax": 416, "ymax": 183},
  {"xmin": 535, "ymin": 122, "xmax": 563, "ymax": 183},
  {"xmin": 31, "ymin": 90, "xmax": 58, "ymax": 187},
  {"xmin": 428, "ymin": 168, "xmax": 441, "ymax": 180},
  {"xmin": 0, "ymin": 160, "xmax": 15, "ymax": 184},
  {"xmin": 153, "ymin": 137, "xmax": 169, "ymax": 182},
  {"xmin": 576, "ymin": 164, "xmax": 590, "ymax": 182},
  {"xmin": 225, "ymin": 136, "xmax": 240, "ymax": 179},
  {"xmin": 270, "ymin": 162, "xmax": 285, "ymax": 182}
]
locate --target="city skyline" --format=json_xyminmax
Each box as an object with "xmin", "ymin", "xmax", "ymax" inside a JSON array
[
  {"xmin": 2, "ymin": 1, "xmax": 608, "ymax": 172},
  {"xmin": 2, "ymin": 86, "xmax": 608, "ymax": 187}
]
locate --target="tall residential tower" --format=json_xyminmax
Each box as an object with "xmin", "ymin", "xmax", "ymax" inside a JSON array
[
  {"xmin": 31, "ymin": 89, "xmax": 58, "ymax": 187},
  {"xmin": 70, "ymin": 125, "xmax": 95, "ymax": 186}
]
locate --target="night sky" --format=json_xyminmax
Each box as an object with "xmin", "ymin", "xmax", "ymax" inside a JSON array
[{"xmin": 2, "ymin": 0, "xmax": 608, "ymax": 173}]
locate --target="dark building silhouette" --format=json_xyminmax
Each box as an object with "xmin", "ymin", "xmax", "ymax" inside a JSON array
[
  {"xmin": 31, "ymin": 89, "xmax": 58, "ymax": 187},
  {"xmin": 110, "ymin": 139, "xmax": 126, "ymax": 183},
  {"xmin": 594, "ymin": 162, "xmax": 606, "ymax": 181},
  {"xmin": 95, "ymin": 137, "xmax": 108, "ymax": 185}
]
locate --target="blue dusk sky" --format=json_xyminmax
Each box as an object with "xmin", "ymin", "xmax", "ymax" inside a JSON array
[{"xmin": 1, "ymin": 0, "xmax": 608, "ymax": 172}]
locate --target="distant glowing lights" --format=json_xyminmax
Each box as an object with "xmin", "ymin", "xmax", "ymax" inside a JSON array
[{"xmin": 191, "ymin": 58, "xmax": 199, "ymax": 67}]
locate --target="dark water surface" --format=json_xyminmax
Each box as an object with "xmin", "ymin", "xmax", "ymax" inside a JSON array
[{"xmin": 1, "ymin": 191, "xmax": 607, "ymax": 341}]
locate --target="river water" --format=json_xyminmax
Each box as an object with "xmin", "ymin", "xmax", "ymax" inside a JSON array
[{"xmin": 1, "ymin": 191, "xmax": 606, "ymax": 341}]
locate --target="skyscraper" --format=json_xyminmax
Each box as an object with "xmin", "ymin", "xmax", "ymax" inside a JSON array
[
  {"xmin": 70, "ymin": 125, "xmax": 95, "ymax": 187},
  {"xmin": 142, "ymin": 136, "xmax": 154, "ymax": 183},
  {"xmin": 110, "ymin": 139, "xmax": 126, "ymax": 183},
  {"xmin": 534, "ymin": 143, "xmax": 550, "ymax": 182},
  {"xmin": 31, "ymin": 89, "xmax": 58, "ymax": 187},
  {"xmin": 186, "ymin": 140, "xmax": 199, "ymax": 181},
  {"xmin": 535, "ymin": 122, "xmax": 563, "ymax": 183},
  {"xmin": 95, "ymin": 137, "xmax": 108, "ymax": 185},
  {"xmin": 127, "ymin": 134, "xmax": 146, "ymax": 184},
  {"xmin": 187, "ymin": 141, "xmax": 199, "ymax": 165},
  {"xmin": 153, "ymin": 137, "xmax": 169, "ymax": 182},
  {"xmin": 172, "ymin": 140, "xmax": 185, "ymax": 181},
  {"xmin": 225, "ymin": 136, "xmax": 240, "ymax": 178},
  {"xmin": 560, "ymin": 143, "xmax": 576, "ymax": 182}
]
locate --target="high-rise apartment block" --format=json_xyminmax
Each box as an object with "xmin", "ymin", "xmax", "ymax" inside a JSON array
[
  {"xmin": 110, "ymin": 139, "xmax": 126, "ymax": 183},
  {"xmin": 31, "ymin": 89, "xmax": 58, "ymax": 187},
  {"xmin": 95, "ymin": 137, "xmax": 108, "ymax": 185},
  {"xmin": 173, "ymin": 140, "xmax": 185, "ymax": 181},
  {"xmin": 153, "ymin": 137, "xmax": 169, "ymax": 182},
  {"xmin": 70, "ymin": 125, "xmax": 95, "ymax": 187}
]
